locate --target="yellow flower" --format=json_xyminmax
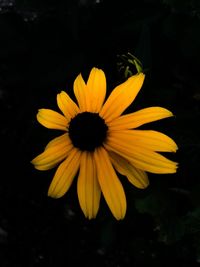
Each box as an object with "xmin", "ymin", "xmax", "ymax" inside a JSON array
[{"xmin": 31, "ymin": 67, "xmax": 178, "ymax": 220}]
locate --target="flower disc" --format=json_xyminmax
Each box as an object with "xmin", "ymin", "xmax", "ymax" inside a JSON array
[{"xmin": 68, "ymin": 112, "xmax": 108, "ymax": 151}]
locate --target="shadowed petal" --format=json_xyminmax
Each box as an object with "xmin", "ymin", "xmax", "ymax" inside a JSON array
[
  {"xmin": 45, "ymin": 133, "xmax": 70, "ymax": 150},
  {"xmin": 48, "ymin": 148, "xmax": 81, "ymax": 198},
  {"xmin": 74, "ymin": 73, "xmax": 90, "ymax": 111},
  {"xmin": 77, "ymin": 152, "xmax": 101, "ymax": 219},
  {"xmin": 37, "ymin": 109, "xmax": 68, "ymax": 130},
  {"xmin": 87, "ymin": 67, "xmax": 106, "ymax": 112},
  {"xmin": 31, "ymin": 134, "xmax": 73, "ymax": 170},
  {"xmin": 57, "ymin": 91, "xmax": 80, "ymax": 120},
  {"xmin": 108, "ymin": 130, "xmax": 178, "ymax": 152},
  {"xmin": 105, "ymin": 140, "xmax": 178, "ymax": 174},
  {"xmin": 109, "ymin": 151, "xmax": 149, "ymax": 189},
  {"xmin": 100, "ymin": 73, "xmax": 145, "ymax": 122},
  {"xmin": 94, "ymin": 147, "xmax": 126, "ymax": 220},
  {"xmin": 108, "ymin": 107, "xmax": 173, "ymax": 130}
]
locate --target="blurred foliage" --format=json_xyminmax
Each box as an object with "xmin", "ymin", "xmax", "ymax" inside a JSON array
[
  {"xmin": 117, "ymin": 52, "xmax": 144, "ymax": 78},
  {"xmin": 0, "ymin": 0, "xmax": 200, "ymax": 266},
  {"xmin": 163, "ymin": 0, "xmax": 200, "ymax": 16}
]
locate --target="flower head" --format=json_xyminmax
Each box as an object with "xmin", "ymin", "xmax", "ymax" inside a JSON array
[{"xmin": 31, "ymin": 67, "xmax": 178, "ymax": 220}]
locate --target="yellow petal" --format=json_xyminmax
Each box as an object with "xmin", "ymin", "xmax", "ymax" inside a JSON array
[
  {"xmin": 87, "ymin": 67, "xmax": 106, "ymax": 112},
  {"xmin": 94, "ymin": 147, "xmax": 126, "ymax": 220},
  {"xmin": 48, "ymin": 148, "xmax": 81, "ymax": 198},
  {"xmin": 100, "ymin": 73, "xmax": 145, "ymax": 122},
  {"xmin": 108, "ymin": 107, "xmax": 173, "ymax": 130},
  {"xmin": 73, "ymin": 73, "xmax": 90, "ymax": 112},
  {"xmin": 31, "ymin": 134, "xmax": 73, "ymax": 170},
  {"xmin": 108, "ymin": 130, "xmax": 178, "ymax": 152},
  {"xmin": 77, "ymin": 152, "xmax": 101, "ymax": 219},
  {"xmin": 45, "ymin": 133, "xmax": 69, "ymax": 150},
  {"xmin": 105, "ymin": 140, "xmax": 178, "ymax": 174},
  {"xmin": 37, "ymin": 109, "xmax": 68, "ymax": 130},
  {"xmin": 109, "ymin": 151, "xmax": 149, "ymax": 189},
  {"xmin": 57, "ymin": 91, "xmax": 80, "ymax": 120}
]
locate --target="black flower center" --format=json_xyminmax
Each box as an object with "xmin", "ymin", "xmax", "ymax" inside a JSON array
[{"xmin": 68, "ymin": 112, "xmax": 108, "ymax": 151}]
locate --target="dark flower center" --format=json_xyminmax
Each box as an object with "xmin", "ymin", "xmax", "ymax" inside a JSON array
[{"xmin": 68, "ymin": 112, "xmax": 108, "ymax": 151}]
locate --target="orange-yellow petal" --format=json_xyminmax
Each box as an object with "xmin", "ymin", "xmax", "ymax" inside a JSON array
[
  {"xmin": 48, "ymin": 148, "xmax": 81, "ymax": 198},
  {"xmin": 45, "ymin": 133, "xmax": 70, "ymax": 150},
  {"xmin": 109, "ymin": 151, "xmax": 149, "ymax": 189},
  {"xmin": 94, "ymin": 147, "xmax": 126, "ymax": 220},
  {"xmin": 108, "ymin": 130, "xmax": 178, "ymax": 152},
  {"xmin": 87, "ymin": 67, "xmax": 106, "ymax": 112},
  {"xmin": 57, "ymin": 91, "xmax": 80, "ymax": 120},
  {"xmin": 100, "ymin": 73, "xmax": 145, "ymax": 122},
  {"xmin": 77, "ymin": 152, "xmax": 101, "ymax": 219},
  {"xmin": 31, "ymin": 134, "xmax": 73, "ymax": 170},
  {"xmin": 73, "ymin": 73, "xmax": 90, "ymax": 111},
  {"xmin": 108, "ymin": 107, "xmax": 173, "ymax": 130},
  {"xmin": 105, "ymin": 140, "xmax": 178, "ymax": 174},
  {"xmin": 37, "ymin": 109, "xmax": 68, "ymax": 130}
]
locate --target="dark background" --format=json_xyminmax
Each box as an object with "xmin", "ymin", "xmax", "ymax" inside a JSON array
[{"xmin": 1, "ymin": 0, "xmax": 200, "ymax": 266}]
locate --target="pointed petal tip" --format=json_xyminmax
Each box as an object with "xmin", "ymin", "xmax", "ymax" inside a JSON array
[
  {"xmin": 91, "ymin": 67, "xmax": 98, "ymax": 71},
  {"xmin": 165, "ymin": 162, "xmax": 179, "ymax": 174},
  {"xmin": 37, "ymin": 108, "xmax": 43, "ymax": 114},
  {"xmin": 139, "ymin": 180, "xmax": 149, "ymax": 189},
  {"xmin": 167, "ymin": 140, "xmax": 178, "ymax": 153},
  {"xmin": 31, "ymin": 158, "xmax": 54, "ymax": 171},
  {"xmin": 31, "ymin": 156, "xmax": 40, "ymax": 166},
  {"xmin": 56, "ymin": 91, "xmax": 67, "ymax": 99},
  {"xmin": 138, "ymin": 72, "xmax": 145, "ymax": 78},
  {"xmin": 77, "ymin": 72, "xmax": 83, "ymax": 80},
  {"xmin": 174, "ymin": 144, "xmax": 179, "ymax": 152},
  {"xmin": 37, "ymin": 108, "xmax": 50, "ymax": 114},
  {"xmin": 48, "ymin": 187, "xmax": 65, "ymax": 199},
  {"xmin": 85, "ymin": 213, "xmax": 98, "ymax": 220},
  {"xmin": 111, "ymin": 200, "xmax": 127, "ymax": 220},
  {"xmin": 128, "ymin": 72, "xmax": 145, "ymax": 84},
  {"xmin": 47, "ymin": 190, "xmax": 59, "ymax": 199},
  {"xmin": 129, "ymin": 71, "xmax": 145, "ymax": 81},
  {"xmin": 115, "ymin": 212, "xmax": 126, "ymax": 220},
  {"xmin": 91, "ymin": 67, "xmax": 103, "ymax": 72},
  {"xmin": 161, "ymin": 107, "xmax": 177, "ymax": 119},
  {"xmin": 31, "ymin": 164, "xmax": 51, "ymax": 171}
]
